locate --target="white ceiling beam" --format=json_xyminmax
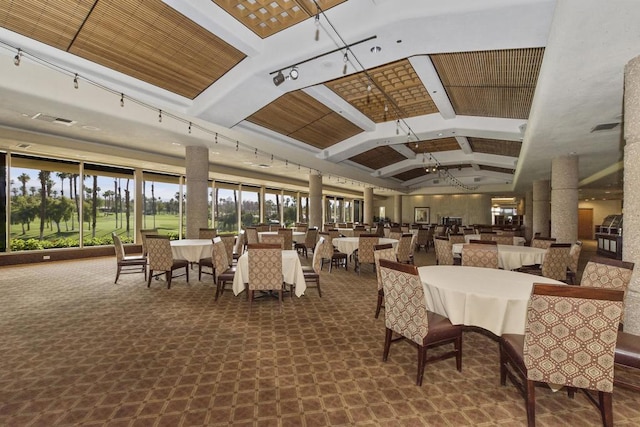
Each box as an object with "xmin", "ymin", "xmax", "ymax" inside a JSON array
[
  {"xmin": 409, "ymin": 55, "xmax": 456, "ymax": 119},
  {"xmin": 374, "ymin": 151, "xmax": 517, "ymax": 177}
]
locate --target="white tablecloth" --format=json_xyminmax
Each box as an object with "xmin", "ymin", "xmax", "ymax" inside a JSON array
[
  {"xmin": 258, "ymin": 231, "xmax": 306, "ymax": 243},
  {"xmin": 332, "ymin": 237, "xmax": 398, "ymax": 256},
  {"xmin": 463, "ymin": 234, "xmax": 526, "ymax": 245},
  {"xmin": 452, "ymin": 243, "xmax": 546, "ymax": 270},
  {"xmin": 418, "ymin": 265, "xmax": 564, "ymax": 335},
  {"xmin": 170, "ymin": 239, "xmax": 213, "ymax": 263},
  {"xmin": 232, "ymin": 250, "xmax": 306, "ymax": 297}
]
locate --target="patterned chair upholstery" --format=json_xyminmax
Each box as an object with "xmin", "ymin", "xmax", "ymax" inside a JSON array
[
  {"xmin": 479, "ymin": 231, "xmax": 497, "ymax": 241},
  {"xmin": 146, "ymin": 236, "xmax": 189, "ymax": 289},
  {"xmin": 247, "ymin": 244, "xmax": 283, "ymax": 310},
  {"xmin": 448, "ymin": 234, "xmax": 465, "ymax": 244},
  {"xmin": 433, "ymin": 236, "xmax": 454, "ymax": 266},
  {"xmin": 530, "ymin": 237, "xmax": 556, "ymax": 249},
  {"xmin": 566, "ymin": 241, "xmax": 583, "ymax": 284},
  {"xmin": 355, "ymin": 234, "xmax": 379, "ymax": 274},
  {"xmin": 112, "ymin": 232, "xmax": 147, "ymax": 283},
  {"xmin": 396, "ymin": 234, "xmax": 414, "ymax": 265},
  {"xmin": 461, "ymin": 243, "xmax": 499, "ymax": 269},
  {"xmin": 245, "ymin": 227, "xmax": 259, "ymax": 245},
  {"xmin": 462, "ymin": 227, "xmax": 475, "ymax": 235},
  {"xmin": 220, "ymin": 235, "xmax": 235, "ymax": 267},
  {"xmin": 261, "ymin": 234, "xmax": 285, "ymax": 249},
  {"xmin": 294, "ymin": 228, "xmax": 318, "ymax": 258},
  {"xmin": 198, "ymin": 228, "xmax": 217, "ymax": 239},
  {"xmin": 352, "ymin": 228, "xmax": 365, "ymax": 238},
  {"xmin": 389, "ymin": 231, "xmax": 402, "ymax": 241},
  {"xmin": 278, "ymin": 228, "xmax": 293, "ymax": 249},
  {"xmin": 139, "ymin": 228, "xmax": 159, "ymax": 258},
  {"xmin": 581, "ymin": 256, "xmax": 634, "ymax": 290},
  {"xmin": 492, "ymin": 235, "xmax": 514, "ymax": 245},
  {"xmin": 415, "ymin": 228, "xmax": 430, "ymax": 252},
  {"xmin": 212, "ymin": 240, "xmax": 236, "ymax": 301},
  {"xmin": 233, "ymin": 232, "xmax": 245, "ymax": 262},
  {"xmin": 500, "ymin": 284, "xmax": 624, "ymax": 427},
  {"xmin": 301, "ymin": 237, "xmax": 324, "ymax": 297},
  {"xmin": 379, "ymin": 259, "xmax": 462, "ymax": 386},
  {"xmin": 374, "ymin": 243, "xmax": 397, "ymax": 319},
  {"xmin": 317, "ymin": 232, "xmax": 347, "ymax": 272},
  {"xmin": 540, "ymin": 243, "xmax": 572, "ymax": 281}
]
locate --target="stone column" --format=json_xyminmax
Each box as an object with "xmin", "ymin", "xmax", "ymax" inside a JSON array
[
  {"xmin": 185, "ymin": 146, "xmax": 209, "ymax": 239},
  {"xmin": 363, "ymin": 187, "xmax": 374, "ymax": 225},
  {"xmin": 551, "ymin": 155, "xmax": 579, "ymax": 243},
  {"xmin": 393, "ymin": 195, "xmax": 402, "ymax": 224},
  {"xmin": 532, "ymin": 180, "xmax": 550, "ymax": 238},
  {"xmin": 309, "ymin": 173, "xmax": 322, "ymax": 229},
  {"xmin": 134, "ymin": 169, "xmax": 143, "ymax": 243},
  {"xmin": 524, "ymin": 189, "xmax": 533, "ymax": 242},
  {"xmin": 623, "ymin": 55, "xmax": 640, "ymax": 334}
]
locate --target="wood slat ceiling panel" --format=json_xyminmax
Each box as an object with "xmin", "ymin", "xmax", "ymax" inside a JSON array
[
  {"xmin": 431, "ymin": 48, "xmax": 544, "ymax": 119},
  {"xmin": 289, "ymin": 112, "xmax": 362, "ymax": 149},
  {"xmin": 211, "ymin": 0, "xmax": 346, "ymax": 38},
  {"xmin": 468, "ymin": 137, "xmax": 522, "ymax": 157},
  {"xmin": 408, "ymin": 137, "xmax": 460, "ymax": 154},
  {"xmin": 349, "ymin": 146, "xmax": 407, "ymax": 170},
  {"xmin": 393, "ymin": 168, "xmax": 426, "ymax": 182},
  {"xmin": 0, "ymin": 0, "xmax": 95, "ymax": 50},
  {"xmin": 247, "ymin": 90, "xmax": 362, "ymax": 149},
  {"xmin": 68, "ymin": 0, "xmax": 246, "ymax": 99},
  {"xmin": 480, "ymin": 165, "xmax": 514, "ymax": 174},
  {"xmin": 325, "ymin": 59, "xmax": 438, "ymax": 123}
]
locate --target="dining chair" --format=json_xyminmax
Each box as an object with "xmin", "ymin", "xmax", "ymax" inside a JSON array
[
  {"xmin": 352, "ymin": 228, "xmax": 365, "ymax": 238},
  {"xmin": 139, "ymin": 228, "xmax": 159, "ymax": 258},
  {"xmin": 379, "ymin": 259, "xmax": 462, "ymax": 386},
  {"xmin": 198, "ymin": 237, "xmax": 216, "ymax": 280},
  {"xmin": 540, "ymin": 243, "xmax": 572, "ymax": 281},
  {"xmin": 245, "ymin": 227, "xmax": 259, "ymax": 245},
  {"xmin": 614, "ymin": 330, "xmax": 640, "ymax": 392},
  {"xmin": 301, "ymin": 237, "xmax": 324, "ymax": 297},
  {"xmin": 212, "ymin": 240, "xmax": 236, "ymax": 301},
  {"xmin": 373, "ymin": 243, "xmax": 397, "ymax": 319},
  {"xmin": 580, "ymin": 256, "xmax": 634, "ymax": 290},
  {"xmin": 257, "ymin": 224, "xmax": 270, "ymax": 232},
  {"xmin": 566, "ymin": 241, "xmax": 583, "ymax": 284},
  {"xmin": 530, "ymin": 236, "xmax": 556, "ymax": 249},
  {"xmin": 461, "ymin": 243, "xmax": 499, "ymax": 269},
  {"xmin": 433, "ymin": 236, "xmax": 454, "ymax": 265},
  {"xmin": 146, "ymin": 235, "xmax": 189, "ymax": 289},
  {"xmin": 261, "ymin": 234, "xmax": 285, "ymax": 249},
  {"xmin": 294, "ymin": 227, "xmax": 318, "ymax": 258},
  {"xmin": 396, "ymin": 233, "xmax": 414, "ymax": 265},
  {"xmin": 479, "ymin": 231, "xmax": 497, "ymax": 241},
  {"xmin": 500, "ymin": 284, "xmax": 624, "ymax": 427},
  {"xmin": 492, "ymin": 235, "xmax": 514, "ymax": 245},
  {"xmin": 448, "ymin": 233, "xmax": 465, "ymax": 244},
  {"xmin": 462, "ymin": 227, "xmax": 475, "ymax": 235},
  {"xmin": 112, "ymin": 232, "xmax": 147, "ymax": 283},
  {"xmin": 414, "ymin": 228, "xmax": 430, "ymax": 252},
  {"xmin": 389, "ymin": 231, "xmax": 402, "ymax": 241},
  {"xmin": 401, "ymin": 225, "xmax": 409, "ymax": 233},
  {"xmin": 198, "ymin": 227, "xmax": 217, "ymax": 239},
  {"xmin": 355, "ymin": 234, "xmax": 378, "ymax": 274},
  {"xmin": 220, "ymin": 235, "xmax": 236, "ymax": 267},
  {"xmin": 295, "ymin": 223, "xmax": 308, "ymax": 232},
  {"xmin": 277, "ymin": 228, "xmax": 293, "ymax": 249},
  {"xmin": 317, "ymin": 231, "xmax": 347, "ymax": 272},
  {"xmin": 247, "ymin": 243, "xmax": 284, "ymax": 311}
]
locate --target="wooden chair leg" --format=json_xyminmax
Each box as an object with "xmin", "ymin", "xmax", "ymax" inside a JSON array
[
  {"xmin": 455, "ymin": 336, "xmax": 462, "ymax": 372},
  {"xmin": 382, "ymin": 328, "xmax": 393, "ymax": 361},
  {"xmin": 185, "ymin": 265, "xmax": 189, "ymax": 283},
  {"xmin": 375, "ymin": 290, "xmax": 384, "ymax": 318},
  {"xmin": 600, "ymin": 391, "xmax": 613, "ymax": 427},
  {"xmin": 417, "ymin": 345, "xmax": 427, "ymax": 386},
  {"xmin": 147, "ymin": 270, "xmax": 154, "ymax": 287},
  {"xmin": 526, "ymin": 379, "xmax": 536, "ymax": 427},
  {"xmin": 316, "ymin": 277, "xmax": 321, "ymax": 297},
  {"xmin": 166, "ymin": 271, "xmax": 172, "ymax": 289},
  {"xmin": 115, "ymin": 265, "xmax": 121, "ymax": 283}
]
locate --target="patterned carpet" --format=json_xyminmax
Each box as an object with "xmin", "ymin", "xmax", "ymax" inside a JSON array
[{"xmin": 1, "ymin": 243, "xmax": 639, "ymax": 426}]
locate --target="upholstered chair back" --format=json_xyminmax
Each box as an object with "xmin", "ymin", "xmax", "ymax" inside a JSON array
[
  {"xmin": 358, "ymin": 234, "xmax": 379, "ymax": 264},
  {"xmin": 396, "ymin": 234, "xmax": 414, "ymax": 264},
  {"xmin": 247, "ymin": 244, "xmax": 283, "ymax": 291},
  {"xmin": 433, "ymin": 236, "xmax": 454, "ymax": 265},
  {"xmin": 541, "ymin": 243, "xmax": 572, "ymax": 281},
  {"xmin": 146, "ymin": 236, "xmax": 173, "ymax": 271},
  {"xmin": 277, "ymin": 228, "xmax": 293, "ymax": 249},
  {"xmin": 374, "ymin": 244, "xmax": 397, "ymax": 291},
  {"xmin": 198, "ymin": 228, "xmax": 217, "ymax": 240},
  {"xmin": 461, "ymin": 243, "xmax": 499, "ymax": 269}
]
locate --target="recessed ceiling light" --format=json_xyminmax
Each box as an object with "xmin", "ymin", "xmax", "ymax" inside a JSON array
[
  {"xmin": 171, "ymin": 142, "xmax": 181, "ymax": 146},
  {"xmin": 437, "ymin": 132, "xmax": 443, "ymax": 137},
  {"xmin": 82, "ymin": 125, "xmax": 100, "ymax": 131},
  {"xmin": 370, "ymin": 46, "xmax": 381, "ymax": 53}
]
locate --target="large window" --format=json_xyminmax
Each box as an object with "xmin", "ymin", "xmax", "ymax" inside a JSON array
[
  {"xmin": 264, "ymin": 190, "xmax": 280, "ymax": 225},
  {"xmin": 241, "ymin": 186, "xmax": 260, "ymax": 227},
  {"xmin": 142, "ymin": 172, "xmax": 182, "ymax": 238},
  {"xmin": 214, "ymin": 183, "xmax": 238, "ymax": 233},
  {"xmin": 300, "ymin": 195, "xmax": 309, "ymax": 223},
  {"xmin": 282, "ymin": 192, "xmax": 297, "ymax": 227}
]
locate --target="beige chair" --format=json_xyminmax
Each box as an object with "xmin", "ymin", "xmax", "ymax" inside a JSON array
[
  {"xmin": 566, "ymin": 241, "xmax": 583, "ymax": 284},
  {"xmin": 198, "ymin": 228, "xmax": 217, "ymax": 239},
  {"xmin": 448, "ymin": 233, "xmax": 465, "ymax": 244},
  {"xmin": 247, "ymin": 244, "xmax": 283, "ymax": 311},
  {"xmin": 146, "ymin": 236, "xmax": 189, "ymax": 289},
  {"xmin": 212, "ymin": 240, "xmax": 236, "ymax": 301},
  {"xmin": 540, "ymin": 243, "xmax": 572, "ymax": 281},
  {"xmin": 379, "ymin": 259, "xmax": 462, "ymax": 386},
  {"xmin": 492, "ymin": 235, "xmax": 513, "ymax": 245},
  {"xmin": 318, "ymin": 231, "xmax": 347, "ymax": 272},
  {"xmin": 388, "ymin": 231, "xmax": 402, "ymax": 241},
  {"xmin": 112, "ymin": 232, "xmax": 147, "ymax": 283},
  {"xmin": 294, "ymin": 228, "xmax": 318, "ymax": 258},
  {"xmin": 530, "ymin": 236, "xmax": 556, "ymax": 249},
  {"xmin": 461, "ymin": 243, "xmax": 499, "ymax": 269},
  {"xmin": 198, "ymin": 238, "xmax": 216, "ymax": 281},
  {"xmin": 500, "ymin": 284, "xmax": 624, "ymax": 427},
  {"xmin": 396, "ymin": 233, "xmax": 414, "ymax": 264},
  {"xmin": 139, "ymin": 228, "xmax": 159, "ymax": 258},
  {"xmin": 233, "ymin": 232, "xmax": 245, "ymax": 263},
  {"xmin": 580, "ymin": 256, "xmax": 634, "ymax": 291},
  {"xmin": 277, "ymin": 228, "xmax": 293, "ymax": 249},
  {"xmin": 220, "ymin": 235, "xmax": 236, "ymax": 267},
  {"xmin": 301, "ymin": 237, "xmax": 324, "ymax": 297},
  {"xmin": 433, "ymin": 236, "xmax": 454, "ymax": 265},
  {"xmin": 245, "ymin": 227, "xmax": 259, "ymax": 245},
  {"xmin": 374, "ymin": 243, "xmax": 397, "ymax": 319},
  {"xmin": 414, "ymin": 228, "xmax": 430, "ymax": 252},
  {"xmin": 355, "ymin": 234, "xmax": 379, "ymax": 274},
  {"xmin": 479, "ymin": 231, "xmax": 497, "ymax": 241},
  {"xmin": 261, "ymin": 234, "xmax": 285, "ymax": 249}
]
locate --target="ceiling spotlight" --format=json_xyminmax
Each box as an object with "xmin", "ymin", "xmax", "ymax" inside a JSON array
[
  {"xmin": 370, "ymin": 46, "xmax": 382, "ymax": 54},
  {"xmin": 73, "ymin": 73, "xmax": 78, "ymax": 89},
  {"xmin": 289, "ymin": 67, "xmax": 299, "ymax": 80},
  {"xmin": 14, "ymin": 48, "xmax": 21, "ymax": 66},
  {"xmin": 273, "ymin": 70, "xmax": 285, "ymax": 86},
  {"xmin": 342, "ymin": 52, "xmax": 348, "ymax": 75}
]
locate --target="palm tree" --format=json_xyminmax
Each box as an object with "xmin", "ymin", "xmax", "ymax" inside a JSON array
[
  {"xmin": 17, "ymin": 172, "xmax": 30, "ymax": 196},
  {"xmin": 38, "ymin": 170, "xmax": 50, "ymax": 240},
  {"xmin": 91, "ymin": 175, "xmax": 98, "ymax": 238},
  {"xmin": 56, "ymin": 172, "xmax": 69, "ymax": 197}
]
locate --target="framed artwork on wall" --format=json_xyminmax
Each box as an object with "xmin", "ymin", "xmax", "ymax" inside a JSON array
[{"xmin": 414, "ymin": 207, "xmax": 430, "ymax": 224}]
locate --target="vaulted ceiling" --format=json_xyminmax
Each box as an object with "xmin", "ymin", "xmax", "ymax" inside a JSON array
[{"xmin": 0, "ymin": 0, "xmax": 635, "ymax": 200}]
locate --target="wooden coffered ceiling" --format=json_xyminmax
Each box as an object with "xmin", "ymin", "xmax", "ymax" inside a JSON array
[{"xmin": 0, "ymin": 0, "xmax": 246, "ymax": 99}]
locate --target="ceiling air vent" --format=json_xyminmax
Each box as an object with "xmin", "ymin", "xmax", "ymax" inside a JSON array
[
  {"xmin": 31, "ymin": 113, "xmax": 77, "ymax": 127},
  {"xmin": 591, "ymin": 122, "xmax": 620, "ymax": 132},
  {"xmin": 16, "ymin": 143, "xmax": 31, "ymax": 149},
  {"xmin": 432, "ymin": 179, "xmax": 439, "ymax": 184},
  {"xmin": 474, "ymin": 177, "xmax": 482, "ymax": 182}
]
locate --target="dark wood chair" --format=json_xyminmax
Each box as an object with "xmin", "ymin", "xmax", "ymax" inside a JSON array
[
  {"xmin": 373, "ymin": 243, "xmax": 396, "ymax": 319},
  {"xmin": 301, "ymin": 237, "xmax": 324, "ymax": 297},
  {"xmin": 295, "ymin": 228, "xmax": 318, "ymax": 258},
  {"xmin": 212, "ymin": 240, "xmax": 236, "ymax": 301}
]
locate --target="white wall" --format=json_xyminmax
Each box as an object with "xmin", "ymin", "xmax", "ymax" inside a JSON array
[{"xmin": 374, "ymin": 194, "xmax": 492, "ymax": 225}]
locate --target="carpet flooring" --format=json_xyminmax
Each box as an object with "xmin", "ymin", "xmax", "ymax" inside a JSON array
[{"xmin": 1, "ymin": 241, "xmax": 639, "ymax": 426}]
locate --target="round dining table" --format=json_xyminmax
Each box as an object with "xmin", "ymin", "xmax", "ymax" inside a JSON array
[
  {"xmin": 170, "ymin": 239, "xmax": 213, "ymax": 263},
  {"xmin": 418, "ymin": 265, "xmax": 564, "ymax": 336},
  {"xmin": 452, "ymin": 243, "xmax": 546, "ymax": 271},
  {"xmin": 332, "ymin": 237, "xmax": 398, "ymax": 256}
]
